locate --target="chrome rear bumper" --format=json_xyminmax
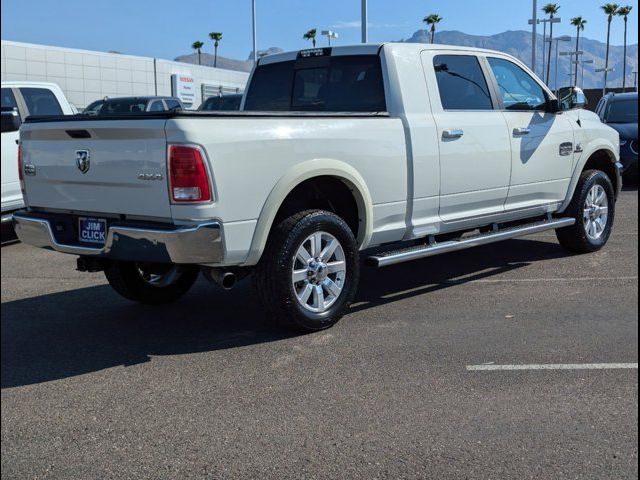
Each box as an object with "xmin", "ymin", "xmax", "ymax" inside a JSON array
[{"xmin": 13, "ymin": 212, "xmax": 223, "ymax": 264}]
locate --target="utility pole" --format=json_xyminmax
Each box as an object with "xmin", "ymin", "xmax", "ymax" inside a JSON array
[
  {"xmin": 361, "ymin": 0, "xmax": 368, "ymax": 43},
  {"xmin": 530, "ymin": 0, "xmax": 538, "ymax": 71},
  {"xmin": 252, "ymin": 0, "xmax": 257, "ymax": 63}
]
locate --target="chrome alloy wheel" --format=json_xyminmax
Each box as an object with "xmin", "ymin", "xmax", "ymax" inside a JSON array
[
  {"xmin": 583, "ymin": 184, "xmax": 609, "ymax": 241},
  {"xmin": 292, "ymin": 231, "xmax": 347, "ymax": 313},
  {"xmin": 136, "ymin": 263, "xmax": 183, "ymax": 288}
]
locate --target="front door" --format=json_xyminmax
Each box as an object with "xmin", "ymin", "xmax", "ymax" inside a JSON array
[
  {"xmin": 485, "ymin": 56, "xmax": 576, "ymax": 210},
  {"xmin": 422, "ymin": 52, "xmax": 512, "ymax": 223}
]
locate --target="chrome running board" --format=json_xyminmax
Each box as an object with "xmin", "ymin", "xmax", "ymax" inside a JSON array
[{"xmin": 367, "ymin": 217, "xmax": 575, "ymax": 268}]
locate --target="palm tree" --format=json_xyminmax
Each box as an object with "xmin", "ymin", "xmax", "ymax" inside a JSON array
[
  {"xmin": 191, "ymin": 41, "xmax": 204, "ymax": 65},
  {"xmin": 423, "ymin": 14, "xmax": 443, "ymax": 43},
  {"xmin": 617, "ymin": 5, "xmax": 633, "ymax": 91},
  {"xmin": 543, "ymin": 3, "xmax": 561, "ymax": 85},
  {"xmin": 570, "ymin": 17, "xmax": 587, "ymax": 85},
  {"xmin": 208, "ymin": 32, "xmax": 223, "ymax": 68},
  {"xmin": 303, "ymin": 29, "xmax": 317, "ymax": 48},
  {"xmin": 601, "ymin": 4, "xmax": 620, "ymax": 92}
]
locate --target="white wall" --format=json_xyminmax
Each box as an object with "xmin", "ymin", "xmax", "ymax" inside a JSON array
[{"xmin": 1, "ymin": 40, "xmax": 249, "ymax": 109}]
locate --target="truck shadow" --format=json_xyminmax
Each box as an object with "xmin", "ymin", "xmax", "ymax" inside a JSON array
[{"xmin": 2, "ymin": 238, "xmax": 568, "ymax": 388}]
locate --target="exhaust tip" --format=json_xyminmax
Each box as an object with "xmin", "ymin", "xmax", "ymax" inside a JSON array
[{"xmin": 221, "ymin": 272, "xmax": 236, "ymax": 290}]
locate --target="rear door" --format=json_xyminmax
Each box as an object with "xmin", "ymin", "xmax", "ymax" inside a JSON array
[
  {"xmin": 1, "ymin": 87, "xmax": 22, "ymax": 211},
  {"xmin": 20, "ymin": 119, "xmax": 172, "ymax": 219},
  {"xmin": 421, "ymin": 52, "xmax": 512, "ymax": 222},
  {"xmin": 485, "ymin": 56, "xmax": 575, "ymax": 210}
]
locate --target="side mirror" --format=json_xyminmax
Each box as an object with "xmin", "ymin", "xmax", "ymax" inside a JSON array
[
  {"xmin": 557, "ymin": 86, "xmax": 588, "ymax": 111},
  {"xmin": 1, "ymin": 108, "xmax": 22, "ymax": 133}
]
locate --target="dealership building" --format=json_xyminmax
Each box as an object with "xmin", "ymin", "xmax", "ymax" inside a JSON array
[{"xmin": 0, "ymin": 40, "xmax": 250, "ymax": 110}]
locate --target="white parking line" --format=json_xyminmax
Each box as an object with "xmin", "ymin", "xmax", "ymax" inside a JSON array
[{"xmin": 467, "ymin": 363, "xmax": 638, "ymax": 371}]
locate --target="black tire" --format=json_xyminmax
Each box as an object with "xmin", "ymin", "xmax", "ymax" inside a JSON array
[
  {"xmin": 104, "ymin": 261, "xmax": 199, "ymax": 304},
  {"xmin": 253, "ymin": 210, "xmax": 360, "ymax": 333},
  {"xmin": 556, "ymin": 169, "xmax": 616, "ymax": 253}
]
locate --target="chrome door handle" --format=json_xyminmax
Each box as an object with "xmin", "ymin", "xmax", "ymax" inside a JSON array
[
  {"xmin": 513, "ymin": 127, "xmax": 531, "ymax": 136},
  {"xmin": 442, "ymin": 129, "xmax": 464, "ymax": 139}
]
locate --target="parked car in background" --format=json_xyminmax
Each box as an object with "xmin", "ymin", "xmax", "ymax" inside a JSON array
[
  {"xmin": 198, "ymin": 94, "xmax": 243, "ymax": 111},
  {"xmin": 97, "ymin": 96, "xmax": 184, "ymax": 115},
  {"xmin": 595, "ymin": 92, "xmax": 638, "ymax": 180},
  {"xmin": 1, "ymin": 81, "xmax": 74, "ymax": 223},
  {"xmin": 13, "ymin": 44, "xmax": 622, "ymax": 332}
]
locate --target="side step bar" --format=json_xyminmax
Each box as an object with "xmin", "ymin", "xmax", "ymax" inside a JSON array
[{"xmin": 368, "ymin": 217, "xmax": 575, "ymax": 268}]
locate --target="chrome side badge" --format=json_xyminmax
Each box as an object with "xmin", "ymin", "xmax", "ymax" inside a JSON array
[
  {"xmin": 559, "ymin": 142, "xmax": 573, "ymax": 156},
  {"xmin": 137, "ymin": 173, "xmax": 164, "ymax": 181},
  {"xmin": 76, "ymin": 150, "xmax": 90, "ymax": 174}
]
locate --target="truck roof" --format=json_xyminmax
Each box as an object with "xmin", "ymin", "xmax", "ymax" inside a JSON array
[{"xmin": 258, "ymin": 42, "xmax": 515, "ymax": 66}]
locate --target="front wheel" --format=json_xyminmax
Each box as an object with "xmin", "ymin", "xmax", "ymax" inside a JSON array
[
  {"xmin": 104, "ymin": 261, "xmax": 200, "ymax": 304},
  {"xmin": 254, "ymin": 210, "xmax": 360, "ymax": 332},
  {"xmin": 556, "ymin": 169, "xmax": 616, "ymax": 253}
]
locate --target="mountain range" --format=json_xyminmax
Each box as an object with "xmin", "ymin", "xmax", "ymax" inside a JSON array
[{"xmin": 175, "ymin": 29, "xmax": 638, "ymax": 89}]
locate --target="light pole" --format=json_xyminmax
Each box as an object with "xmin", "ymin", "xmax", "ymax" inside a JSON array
[
  {"xmin": 321, "ymin": 30, "xmax": 339, "ymax": 46},
  {"xmin": 533, "ymin": 18, "xmax": 561, "ymax": 78},
  {"xmin": 547, "ymin": 35, "xmax": 571, "ymax": 94},
  {"xmin": 560, "ymin": 50, "xmax": 583, "ymax": 86},
  {"xmin": 577, "ymin": 59, "xmax": 594, "ymax": 89},
  {"xmin": 595, "ymin": 67, "xmax": 615, "ymax": 96},
  {"xmin": 633, "ymin": 71, "xmax": 638, "ymax": 92},
  {"xmin": 361, "ymin": 0, "xmax": 368, "ymax": 44},
  {"xmin": 529, "ymin": 0, "xmax": 538, "ymax": 71},
  {"xmin": 251, "ymin": 0, "xmax": 257, "ymax": 63}
]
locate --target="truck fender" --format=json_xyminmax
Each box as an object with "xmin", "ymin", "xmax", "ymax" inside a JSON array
[
  {"xmin": 557, "ymin": 139, "xmax": 619, "ymax": 214},
  {"xmin": 243, "ymin": 158, "xmax": 374, "ymax": 266}
]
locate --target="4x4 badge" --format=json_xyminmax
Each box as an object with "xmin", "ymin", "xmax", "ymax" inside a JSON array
[{"xmin": 76, "ymin": 150, "xmax": 90, "ymax": 174}]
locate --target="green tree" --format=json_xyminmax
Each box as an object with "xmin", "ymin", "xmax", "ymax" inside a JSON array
[
  {"xmin": 601, "ymin": 4, "xmax": 620, "ymax": 92},
  {"xmin": 303, "ymin": 28, "xmax": 317, "ymax": 48},
  {"xmin": 191, "ymin": 41, "xmax": 204, "ymax": 65},
  {"xmin": 543, "ymin": 3, "xmax": 561, "ymax": 85},
  {"xmin": 570, "ymin": 17, "xmax": 587, "ymax": 84},
  {"xmin": 617, "ymin": 5, "xmax": 633, "ymax": 90},
  {"xmin": 423, "ymin": 14, "xmax": 443, "ymax": 43},
  {"xmin": 208, "ymin": 32, "xmax": 223, "ymax": 68}
]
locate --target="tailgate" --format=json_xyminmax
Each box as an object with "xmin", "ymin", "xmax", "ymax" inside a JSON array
[{"xmin": 20, "ymin": 119, "xmax": 171, "ymax": 219}]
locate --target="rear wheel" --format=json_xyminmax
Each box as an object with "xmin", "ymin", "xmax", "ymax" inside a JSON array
[
  {"xmin": 104, "ymin": 261, "xmax": 199, "ymax": 304},
  {"xmin": 556, "ymin": 170, "xmax": 615, "ymax": 253},
  {"xmin": 254, "ymin": 210, "xmax": 360, "ymax": 332}
]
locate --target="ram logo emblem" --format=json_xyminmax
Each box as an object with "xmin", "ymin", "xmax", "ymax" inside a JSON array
[{"xmin": 76, "ymin": 150, "xmax": 90, "ymax": 174}]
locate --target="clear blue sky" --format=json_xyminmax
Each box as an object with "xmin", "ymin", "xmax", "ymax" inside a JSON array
[{"xmin": 1, "ymin": 0, "xmax": 638, "ymax": 61}]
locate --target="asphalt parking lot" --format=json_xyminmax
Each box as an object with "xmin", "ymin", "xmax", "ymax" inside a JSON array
[{"xmin": 2, "ymin": 188, "xmax": 638, "ymax": 480}]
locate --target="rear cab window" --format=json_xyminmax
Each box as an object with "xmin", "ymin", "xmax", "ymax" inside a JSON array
[
  {"xmin": 433, "ymin": 55, "xmax": 493, "ymax": 110},
  {"xmin": 245, "ymin": 53, "xmax": 387, "ymax": 112},
  {"xmin": 20, "ymin": 87, "xmax": 63, "ymax": 116}
]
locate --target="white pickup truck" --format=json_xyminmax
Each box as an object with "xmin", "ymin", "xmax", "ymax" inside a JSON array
[
  {"xmin": 13, "ymin": 44, "xmax": 622, "ymax": 331},
  {"xmin": 1, "ymin": 81, "xmax": 75, "ymax": 223}
]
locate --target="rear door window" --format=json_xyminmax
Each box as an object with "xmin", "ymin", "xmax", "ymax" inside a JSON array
[
  {"xmin": 148, "ymin": 100, "xmax": 165, "ymax": 112},
  {"xmin": 19, "ymin": 87, "xmax": 64, "ymax": 116},
  {"xmin": 164, "ymin": 99, "xmax": 182, "ymax": 111},
  {"xmin": 245, "ymin": 54, "xmax": 386, "ymax": 112},
  {"xmin": 1, "ymin": 88, "xmax": 19, "ymax": 110},
  {"xmin": 433, "ymin": 55, "xmax": 493, "ymax": 110}
]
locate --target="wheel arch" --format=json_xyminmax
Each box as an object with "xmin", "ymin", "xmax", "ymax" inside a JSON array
[
  {"xmin": 243, "ymin": 159, "xmax": 374, "ymax": 266},
  {"xmin": 558, "ymin": 145, "xmax": 621, "ymax": 214}
]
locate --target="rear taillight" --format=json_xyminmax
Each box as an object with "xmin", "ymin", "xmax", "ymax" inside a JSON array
[
  {"xmin": 17, "ymin": 144, "xmax": 25, "ymax": 194},
  {"xmin": 168, "ymin": 144, "xmax": 212, "ymax": 203}
]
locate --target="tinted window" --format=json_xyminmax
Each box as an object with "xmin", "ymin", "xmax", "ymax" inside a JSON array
[
  {"xmin": 201, "ymin": 95, "xmax": 242, "ymax": 111},
  {"xmin": 487, "ymin": 57, "xmax": 546, "ymax": 111},
  {"xmin": 165, "ymin": 99, "xmax": 182, "ymax": 111},
  {"xmin": 84, "ymin": 99, "xmax": 104, "ymax": 114},
  {"xmin": 99, "ymin": 98, "xmax": 148, "ymax": 115},
  {"xmin": 433, "ymin": 55, "xmax": 493, "ymax": 110},
  {"xmin": 1, "ymin": 88, "xmax": 18, "ymax": 110},
  {"xmin": 245, "ymin": 55, "xmax": 386, "ymax": 112},
  {"xmin": 149, "ymin": 100, "xmax": 165, "ymax": 112},
  {"xmin": 604, "ymin": 99, "xmax": 638, "ymax": 123},
  {"xmin": 20, "ymin": 88, "xmax": 63, "ymax": 116}
]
